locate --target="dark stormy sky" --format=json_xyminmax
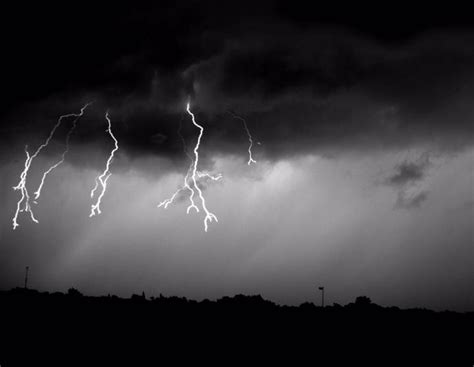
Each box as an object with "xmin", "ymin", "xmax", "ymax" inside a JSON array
[{"xmin": 0, "ymin": 2, "xmax": 473, "ymax": 310}]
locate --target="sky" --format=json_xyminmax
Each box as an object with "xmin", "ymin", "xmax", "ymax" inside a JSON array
[{"xmin": 0, "ymin": 2, "xmax": 473, "ymax": 311}]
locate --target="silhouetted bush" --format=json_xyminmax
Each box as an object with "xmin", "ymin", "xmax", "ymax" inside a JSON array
[
  {"xmin": 67, "ymin": 287, "xmax": 83, "ymax": 297},
  {"xmin": 355, "ymin": 295, "xmax": 372, "ymax": 306}
]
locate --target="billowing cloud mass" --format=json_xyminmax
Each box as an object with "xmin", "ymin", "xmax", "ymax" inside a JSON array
[
  {"xmin": 384, "ymin": 154, "xmax": 432, "ymax": 209},
  {"xmin": 386, "ymin": 156, "xmax": 431, "ymax": 187},
  {"xmin": 1, "ymin": 3, "xmax": 473, "ymax": 166},
  {"xmin": 0, "ymin": 2, "xmax": 473, "ymax": 310}
]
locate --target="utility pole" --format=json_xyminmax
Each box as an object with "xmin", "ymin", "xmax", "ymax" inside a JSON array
[
  {"xmin": 24, "ymin": 266, "xmax": 29, "ymax": 289},
  {"xmin": 318, "ymin": 286, "xmax": 325, "ymax": 307}
]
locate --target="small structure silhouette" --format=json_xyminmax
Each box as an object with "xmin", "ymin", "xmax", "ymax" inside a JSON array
[
  {"xmin": 24, "ymin": 266, "xmax": 29, "ymax": 289},
  {"xmin": 318, "ymin": 286, "xmax": 325, "ymax": 307}
]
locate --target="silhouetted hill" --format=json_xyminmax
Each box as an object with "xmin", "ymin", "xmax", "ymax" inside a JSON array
[{"xmin": 1, "ymin": 288, "xmax": 472, "ymax": 366}]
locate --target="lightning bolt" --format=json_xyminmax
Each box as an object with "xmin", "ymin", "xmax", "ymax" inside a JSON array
[
  {"xmin": 158, "ymin": 161, "xmax": 197, "ymax": 211},
  {"xmin": 158, "ymin": 102, "xmax": 220, "ymax": 232},
  {"xmin": 12, "ymin": 147, "xmax": 38, "ymax": 229},
  {"xmin": 12, "ymin": 104, "xmax": 91, "ymax": 230},
  {"xmin": 186, "ymin": 102, "xmax": 219, "ymax": 231},
  {"xmin": 158, "ymin": 114, "xmax": 199, "ymax": 212},
  {"xmin": 227, "ymin": 110, "xmax": 257, "ymax": 165},
  {"xmin": 33, "ymin": 103, "xmax": 92, "ymax": 202},
  {"xmin": 197, "ymin": 171, "xmax": 222, "ymax": 180},
  {"xmin": 89, "ymin": 111, "xmax": 119, "ymax": 217}
]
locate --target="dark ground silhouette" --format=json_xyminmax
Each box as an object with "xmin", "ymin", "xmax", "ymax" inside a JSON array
[{"xmin": 1, "ymin": 287, "xmax": 472, "ymax": 366}]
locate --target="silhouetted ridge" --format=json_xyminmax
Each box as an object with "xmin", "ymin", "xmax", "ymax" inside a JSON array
[{"xmin": 1, "ymin": 287, "xmax": 472, "ymax": 366}]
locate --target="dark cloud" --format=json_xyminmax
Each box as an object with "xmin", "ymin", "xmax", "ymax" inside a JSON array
[
  {"xmin": 385, "ymin": 154, "xmax": 432, "ymax": 209},
  {"xmin": 386, "ymin": 156, "xmax": 431, "ymax": 187},
  {"xmin": 0, "ymin": 3, "xmax": 473, "ymax": 168},
  {"xmin": 189, "ymin": 31, "xmax": 474, "ymax": 158},
  {"xmin": 396, "ymin": 190, "xmax": 429, "ymax": 209}
]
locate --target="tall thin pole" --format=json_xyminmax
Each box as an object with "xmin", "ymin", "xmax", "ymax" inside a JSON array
[
  {"xmin": 24, "ymin": 266, "xmax": 29, "ymax": 289},
  {"xmin": 318, "ymin": 286, "xmax": 324, "ymax": 307}
]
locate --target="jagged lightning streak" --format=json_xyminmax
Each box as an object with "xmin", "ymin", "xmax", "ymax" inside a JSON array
[
  {"xmin": 158, "ymin": 164, "xmax": 222, "ymax": 211},
  {"xmin": 227, "ymin": 110, "xmax": 257, "ymax": 165},
  {"xmin": 33, "ymin": 102, "xmax": 92, "ymax": 202},
  {"xmin": 197, "ymin": 171, "xmax": 222, "ymax": 180},
  {"xmin": 12, "ymin": 104, "xmax": 91, "ymax": 229},
  {"xmin": 186, "ymin": 102, "xmax": 218, "ymax": 232},
  {"xmin": 12, "ymin": 147, "xmax": 38, "ymax": 229},
  {"xmin": 89, "ymin": 111, "xmax": 119, "ymax": 217},
  {"xmin": 158, "ymin": 114, "xmax": 198, "ymax": 212},
  {"xmin": 158, "ymin": 109, "xmax": 223, "ymax": 213},
  {"xmin": 158, "ymin": 103, "xmax": 220, "ymax": 231},
  {"xmin": 158, "ymin": 161, "xmax": 197, "ymax": 211}
]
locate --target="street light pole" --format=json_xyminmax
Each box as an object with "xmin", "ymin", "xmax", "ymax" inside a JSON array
[
  {"xmin": 318, "ymin": 286, "xmax": 324, "ymax": 307},
  {"xmin": 24, "ymin": 266, "xmax": 29, "ymax": 289}
]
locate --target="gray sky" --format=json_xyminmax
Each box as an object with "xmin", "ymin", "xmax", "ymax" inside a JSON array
[{"xmin": 1, "ymin": 147, "xmax": 472, "ymax": 310}]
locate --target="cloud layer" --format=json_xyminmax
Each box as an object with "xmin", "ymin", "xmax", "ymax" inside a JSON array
[{"xmin": 1, "ymin": 4, "xmax": 473, "ymax": 170}]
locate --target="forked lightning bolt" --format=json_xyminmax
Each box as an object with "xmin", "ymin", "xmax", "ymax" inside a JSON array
[
  {"xmin": 157, "ymin": 162, "xmax": 222, "ymax": 211},
  {"xmin": 158, "ymin": 114, "xmax": 199, "ymax": 212},
  {"xmin": 90, "ymin": 111, "xmax": 119, "ymax": 217},
  {"xmin": 158, "ymin": 102, "xmax": 220, "ymax": 232},
  {"xmin": 158, "ymin": 161, "xmax": 197, "ymax": 211},
  {"xmin": 34, "ymin": 103, "xmax": 92, "ymax": 201},
  {"xmin": 187, "ymin": 102, "xmax": 219, "ymax": 231},
  {"xmin": 12, "ymin": 147, "xmax": 38, "ymax": 229},
  {"xmin": 12, "ymin": 104, "xmax": 91, "ymax": 230},
  {"xmin": 228, "ymin": 111, "xmax": 257, "ymax": 165}
]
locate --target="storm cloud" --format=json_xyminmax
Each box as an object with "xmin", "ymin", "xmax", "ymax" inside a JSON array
[{"xmin": 0, "ymin": 3, "xmax": 473, "ymax": 170}]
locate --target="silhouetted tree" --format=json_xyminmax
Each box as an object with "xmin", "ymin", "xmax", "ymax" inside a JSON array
[
  {"xmin": 67, "ymin": 287, "xmax": 83, "ymax": 297},
  {"xmin": 355, "ymin": 296, "xmax": 372, "ymax": 306}
]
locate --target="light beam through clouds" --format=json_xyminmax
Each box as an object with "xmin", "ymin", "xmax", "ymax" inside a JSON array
[
  {"xmin": 90, "ymin": 111, "xmax": 119, "ymax": 217},
  {"xmin": 12, "ymin": 103, "xmax": 92, "ymax": 230}
]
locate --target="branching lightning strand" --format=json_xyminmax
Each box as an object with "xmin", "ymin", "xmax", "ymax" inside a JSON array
[
  {"xmin": 34, "ymin": 103, "xmax": 92, "ymax": 202},
  {"xmin": 12, "ymin": 147, "xmax": 37, "ymax": 229},
  {"xmin": 158, "ymin": 103, "xmax": 220, "ymax": 231},
  {"xmin": 12, "ymin": 104, "xmax": 91, "ymax": 230},
  {"xmin": 89, "ymin": 111, "xmax": 119, "ymax": 217},
  {"xmin": 227, "ymin": 110, "xmax": 257, "ymax": 165},
  {"xmin": 158, "ymin": 114, "xmax": 199, "ymax": 212},
  {"xmin": 187, "ymin": 103, "xmax": 218, "ymax": 231}
]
